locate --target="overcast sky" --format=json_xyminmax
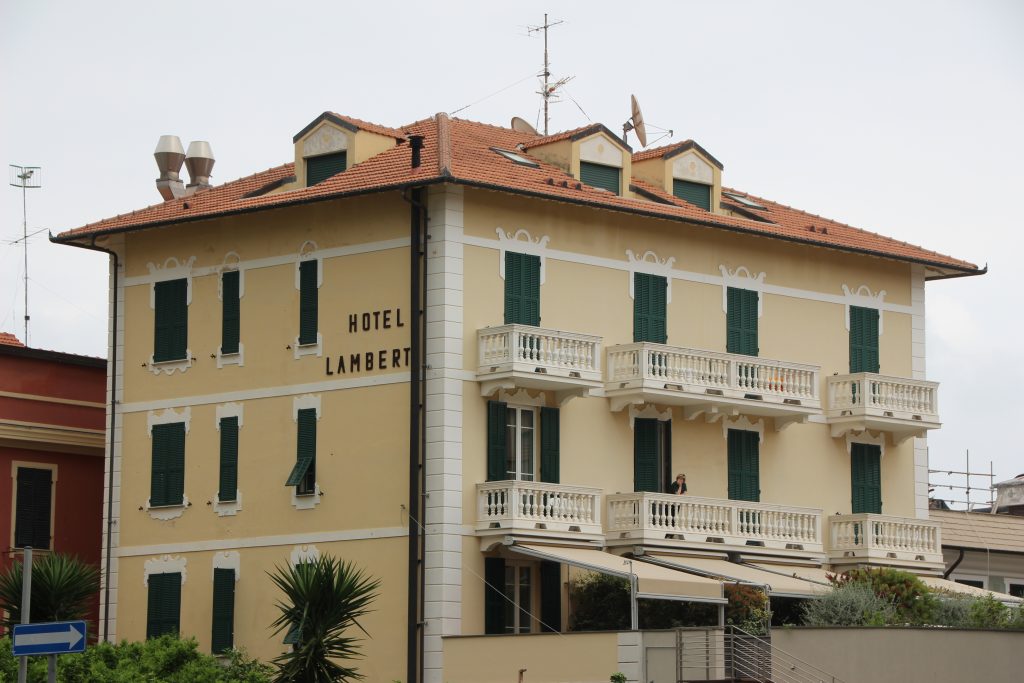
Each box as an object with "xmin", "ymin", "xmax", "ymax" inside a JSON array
[{"xmin": 2, "ymin": 1, "xmax": 1021, "ymax": 505}]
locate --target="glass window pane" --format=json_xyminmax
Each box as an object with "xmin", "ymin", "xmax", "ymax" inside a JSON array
[
  {"xmin": 506, "ymin": 409, "xmax": 517, "ymax": 479},
  {"xmin": 518, "ymin": 567, "xmax": 532, "ymax": 633},
  {"xmin": 520, "ymin": 411, "xmax": 534, "ymax": 481},
  {"xmin": 504, "ymin": 566, "xmax": 516, "ymax": 633}
]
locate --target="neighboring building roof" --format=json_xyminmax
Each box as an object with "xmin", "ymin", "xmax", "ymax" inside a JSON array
[
  {"xmin": 0, "ymin": 332, "xmax": 24, "ymax": 347},
  {"xmin": 54, "ymin": 113, "xmax": 981, "ymax": 277},
  {"xmin": 632, "ymin": 140, "xmax": 724, "ymax": 169},
  {"xmin": 292, "ymin": 111, "xmax": 407, "ymax": 143},
  {"xmin": 931, "ymin": 509, "xmax": 1024, "ymax": 554}
]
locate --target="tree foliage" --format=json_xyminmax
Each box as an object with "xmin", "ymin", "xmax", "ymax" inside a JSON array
[
  {"xmin": 0, "ymin": 634, "xmax": 271, "ymax": 682},
  {"xmin": 268, "ymin": 555, "xmax": 380, "ymax": 682},
  {"xmin": 0, "ymin": 553, "xmax": 99, "ymax": 630}
]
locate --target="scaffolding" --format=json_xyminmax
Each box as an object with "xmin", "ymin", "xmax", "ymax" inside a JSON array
[{"xmin": 928, "ymin": 450, "xmax": 995, "ymax": 511}]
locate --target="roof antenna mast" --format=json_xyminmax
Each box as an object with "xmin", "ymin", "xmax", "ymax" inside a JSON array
[
  {"xmin": 9, "ymin": 164, "xmax": 42, "ymax": 345},
  {"xmin": 528, "ymin": 13, "xmax": 570, "ymax": 135}
]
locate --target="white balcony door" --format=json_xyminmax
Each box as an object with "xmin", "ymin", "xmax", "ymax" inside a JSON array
[{"xmin": 505, "ymin": 406, "xmax": 536, "ymax": 481}]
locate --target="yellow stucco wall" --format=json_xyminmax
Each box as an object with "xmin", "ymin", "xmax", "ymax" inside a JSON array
[{"xmin": 108, "ymin": 170, "xmax": 930, "ymax": 673}]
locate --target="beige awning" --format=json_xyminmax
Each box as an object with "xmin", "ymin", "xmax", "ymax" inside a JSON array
[
  {"xmin": 646, "ymin": 554, "xmax": 830, "ymax": 598},
  {"xmin": 510, "ymin": 544, "xmax": 724, "ymax": 603},
  {"xmin": 920, "ymin": 576, "xmax": 1024, "ymax": 605},
  {"xmin": 750, "ymin": 562, "xmax": 837, "ymax": 587}
]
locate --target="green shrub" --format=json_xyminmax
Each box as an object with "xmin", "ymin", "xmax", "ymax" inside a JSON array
[
  {"xmin": 832, "ymin": 567, "xmax": 936, "ymax": 624},
  {"xmin": 0, "ymin": 634, "xmax": 271, "ymax": 682},
  {"xmin": 801, "ymin": 582, "xmax": 896, "ymax": 626},
  {"xmin": 931, "ymin": 593, "xmax": 974, "ymax": 628},
  {"xmin": 724, "ymin": 584, "xmax": 771, "ymax": 635},
  {"xmin": 966, "ymin": 594, "xmax": 1010, "ymax": 629}
]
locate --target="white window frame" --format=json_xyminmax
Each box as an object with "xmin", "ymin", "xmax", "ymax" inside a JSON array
[
  {"xmin": 503, "ymin": 560, "xmax": 536, "ymax": 634},
  {"xmin": 505, "ymin": 405, "xmax": 538, "ymax": 482}
]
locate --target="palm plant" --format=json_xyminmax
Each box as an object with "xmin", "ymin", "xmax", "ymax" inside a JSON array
[
  {"xmin": 268, "ymin": 555, "xmax": 380, "ymax": 682},
  {"xmin": 0, "ymin": 553, "xmax": 100, "ymax": 629}
]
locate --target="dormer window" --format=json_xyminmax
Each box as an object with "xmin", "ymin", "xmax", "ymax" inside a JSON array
[
  {"xmin": 306, "ymin": 151, "xmax": 347, "ymax": 187},
  {"xmin": 673, "ymin": 179, "xmax": 711, "ymax": 211},
  {"xmin": 580, "ymin": 162, "xmax": 621, "ymax": 194}
]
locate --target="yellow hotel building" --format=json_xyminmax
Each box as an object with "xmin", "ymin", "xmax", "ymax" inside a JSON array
[{"xmin": 55, "ymin": 111, "xmax": 982, "ymax": 682}]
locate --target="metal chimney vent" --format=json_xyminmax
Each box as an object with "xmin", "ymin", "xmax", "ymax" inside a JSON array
[{"xmin": 185, "ymin": 141, "xmax": 215, "ymax": 188}]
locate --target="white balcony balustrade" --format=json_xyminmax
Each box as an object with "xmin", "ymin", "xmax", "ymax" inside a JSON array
[
  {"xmin": 828, "ymin": 513, "xmax": 943, "ymax": 569},
  {"xmin": 477, "ymin": 325, "xmax": 602, "ymax": 401},
  {"xmin": 826, "ymin": 373, "xmax": 940, "ymax": 442},
  {"xmin": 606, "ymin": 492, "xmax": 823, "ymax": 554},
  {"xmin": 605, "ymin": 343, "xmax": 820, "ymax": 426},
  {"xmin": 476, "ymin": 481, "xmax": 604, "ymax": 543}
]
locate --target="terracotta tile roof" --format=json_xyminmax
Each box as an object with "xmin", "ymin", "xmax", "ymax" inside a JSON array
[
  {"xmin": 930, "ymin": 509, "xmax": 1024, "ymax": 554},
  {"xmin": 55, "ymin": 113, "xmax": 980, "ymax": 275},
  {"xmin": 326, "ymin": 112, "xmax": 407, "ymax": 140},
  {"xmin": 520, "ymin": 124, "xmax": 594, "ymax": 148},
  {"xmin": 632, "ymin": 140, "xmax": 724, "ymax": 169},
  {"xmin": 0, "ymin": 332, "xmax": 24, "ymax": 347}
]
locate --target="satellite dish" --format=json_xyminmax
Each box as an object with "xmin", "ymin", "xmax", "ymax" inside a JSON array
[
  {"xmin": 623, "ymin": 94, "xmax": 648, "ymax": 148},
  {"xmin": 511, "ymin": 116, "xmax": 539, "ymax": 135}
]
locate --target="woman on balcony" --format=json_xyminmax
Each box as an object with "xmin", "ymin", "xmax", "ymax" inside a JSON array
[{"xmin": 670, "ymin": 473, "xmax": 688, "ymax": 495}]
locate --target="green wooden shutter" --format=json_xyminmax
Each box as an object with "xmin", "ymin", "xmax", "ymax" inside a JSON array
[
  {"xmin": 299, "ymin": 260, "xmax": 318, "ymax": 346},
  {"xmin": 146, "ymin": 572, "xmax": 181, "ymax": 639},
  {"xmin": 211, "ymin": 568, "xmax": 235, "ymax": 654},
  {"xmin": 484, "ymin": 557, "xmax": 506, "ymax": 635},
  {"xmin": 727, "ymin": 430, "xmax": 760, "ymax": 502},
  {"xmin": 306, "ymin": 151, "xmax": 347, "ymax": 186},
  {"xmin": 634, "ymin": 273, "xmax": 667, "ymax": 343},
  {"xmin": 634, "ymin": 419, "xmax": 660, "ymax": 492},
  {"xmin": 851, "ymin": 443, "xmax": 882, "ymax": 514},
  {"xmin": 151, "ymin": 423, "xmax": 185, "ymax": 507},
  {"xmin": 672, "ymin": 179, "xmax": 712, "ymax": 210},
  {"xmin": 221, "ymin": 270, "xmax": 240, "ymax": 355},
  {"xmin": 540, "ymin": 407, "xmax": 560, "ymax": 484},
  {"xmin": 486, "ymin": 401, "xmax": 508, "ymax": 481},
  {"xmin": 218, "ymin": 417, "xmax": 238, "ymax": 502},
  {"xmin": 849, "ymin": 306, "xmax": 880, "ymax": 373},
  {"xmin": 287, "ymin": 408, "xmax": 317, "ymax": 490},
  {"xmin": 154, "ymin": 278, "xmax": 188, "ymax": 362},
  {"xmin": 504, "ymin": 252, "xmax": 540, "ymax": 326},
  {"xmin": 579, "ymin": 162, "xmax": 620, "ymax": 194},
  {"xmin": 727, "ymin": 287, "xmax": 758, "ymax": 356},
  {"xmin": 14, "ymin": 467, "xmax": 52, "ymax": 549},
  {"xmin": 539, "ymin": 561, "xmax": 561, "ymax": 633}
]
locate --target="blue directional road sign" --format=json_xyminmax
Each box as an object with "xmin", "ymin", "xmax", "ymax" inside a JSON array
[{"xmin": 11, "ymin": 620, "xmax": 87, "ymax": 656}]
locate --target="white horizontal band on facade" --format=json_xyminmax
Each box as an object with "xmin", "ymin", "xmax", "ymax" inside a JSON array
[
  {"xmin": 119, "ymin": 372, "xmax": 411, "ymax": 414},
  {"xmin": 461, "ymin": 234, "xmax": 919, "ymax": 316},
  {"xmin": 122, "ymin": 237, "xmax": 411, "ymax": 288},
  {"xmin": 116, "ymin": 525, "xmax": 410, "ymax": 558}
]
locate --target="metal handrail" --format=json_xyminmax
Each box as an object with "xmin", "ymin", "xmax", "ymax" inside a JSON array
[{"xmin": 675, "ymin": 626, "xmax": 845, "ymax": 683}]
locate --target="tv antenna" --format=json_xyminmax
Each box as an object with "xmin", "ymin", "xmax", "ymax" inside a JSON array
[
  {"xmin": 9, "ymin": 165, "xmax": 42, "ymax": 345},
  {"xmin": 527, "ymin": 13, "xmax": 571, "ymax": 135}
]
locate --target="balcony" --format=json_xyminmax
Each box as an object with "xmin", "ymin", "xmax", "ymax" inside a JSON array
[
  {"xmin": 605, "ymin": 343, "xmax": 820, "ymax": 428},
  {"xmin": 606, "ymin": 492, "xmax": 824, "ymax": 556},
  {"xmin": 825, "ymin": 373, "xmax": 940, "ymax": 443},
  {"xmin": 827, "ymin": 513, "xmax": 943, "ymax": 570},
  {"xmin": 477, "ymin": 325, "xmax": 602, "ymax": 402},
  {"xmin": 475, "ymin": 480, "xmax": 604, "ymax": 547}
]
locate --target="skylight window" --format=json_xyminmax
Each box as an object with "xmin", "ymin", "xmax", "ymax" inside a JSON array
[
  {"xmin": 723, "ymin": 192, "xmax": 766, "ymax": 210},
  {"xmin": 491, "ymin": 148, "xmax": 539, "ymax": 168}
]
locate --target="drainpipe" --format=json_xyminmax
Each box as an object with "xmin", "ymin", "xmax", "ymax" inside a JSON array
[
  {"xmin": 943, "ymin": 547, "xmax": 965, "ymax": 579},
  {"xmin": 402, "ymin": 180, "xmax": 427, "ymax": 683},
  {"xmin": 53, "ymin": 234, "xmax": 119, "ymax": 642}
]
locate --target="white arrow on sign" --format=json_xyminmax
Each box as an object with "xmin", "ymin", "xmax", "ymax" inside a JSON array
[{"xmin": 16, "ymin": 624, "xmax": 84, "ymax": 649}]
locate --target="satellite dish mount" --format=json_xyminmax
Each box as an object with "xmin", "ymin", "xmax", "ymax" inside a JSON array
[{"xmin": 623, "ymin": 94, "xmax": 648, "ymax": 148}]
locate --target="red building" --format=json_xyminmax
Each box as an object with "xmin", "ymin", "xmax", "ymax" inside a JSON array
[{"xmin": 0, "ymin": 332, "xmax": 105, "ymax": 625}]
